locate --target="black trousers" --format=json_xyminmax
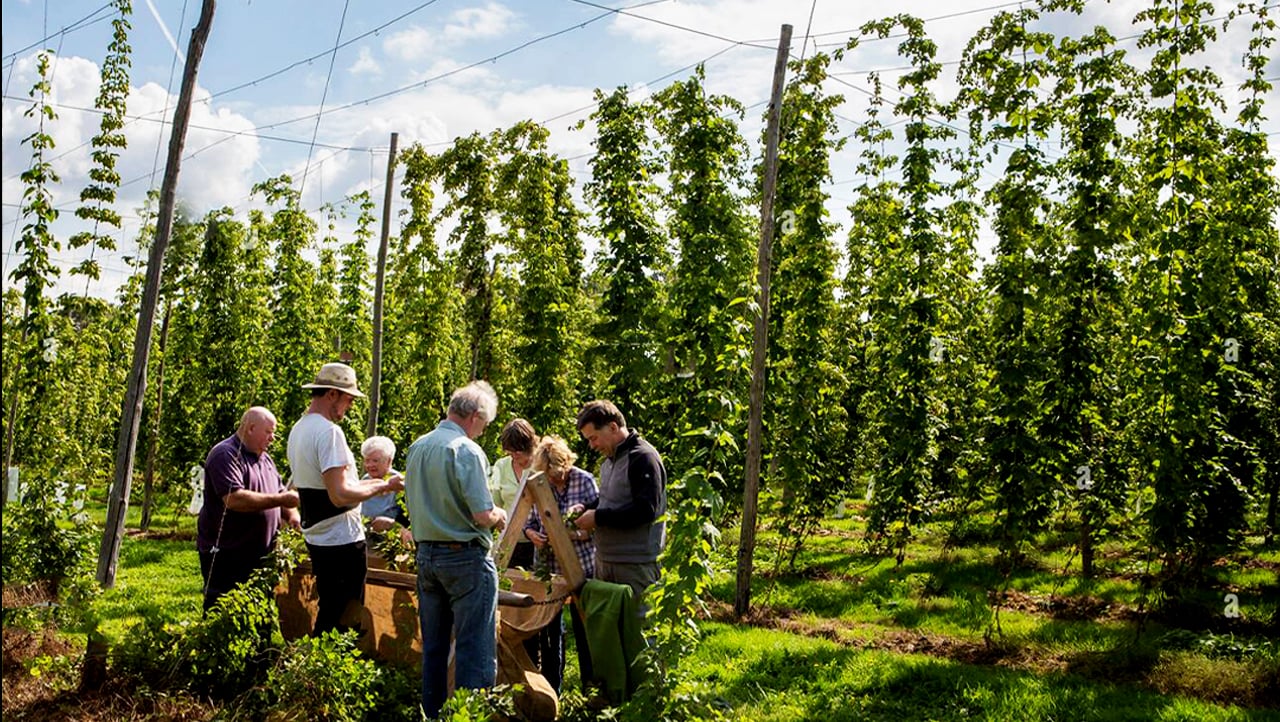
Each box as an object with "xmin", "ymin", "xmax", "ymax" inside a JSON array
[
  {"xmin": 509, "ymin": 540, "xmax": 535, "ymax": 570},
  {"xmin": 199, "ymin": 546, "xmax": 270, "ymax": 613},
  {"xmin": 306, "ymin": 540, "xmax": 367, "ymax": 636},
  {"xmin": 525, "ymin": 600, "xmax": 593, "ymax": 693}
]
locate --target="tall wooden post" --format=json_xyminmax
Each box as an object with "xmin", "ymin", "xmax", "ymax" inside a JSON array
[
  {"xmin": 97, "ymin": 0, "xmax": 217, "ymax": 588},
  {"xmin": 735, "ymin": 23, "xmax": 792, "ymax": 619},
  {"xmin": 366, "ymin": 132, "xmax": 398, "ymax": 438}
]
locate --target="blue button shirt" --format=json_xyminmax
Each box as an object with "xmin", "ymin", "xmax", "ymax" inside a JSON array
[{"xmin": 404, "ymin": 419, "xmax": 495, "ymax": 548}]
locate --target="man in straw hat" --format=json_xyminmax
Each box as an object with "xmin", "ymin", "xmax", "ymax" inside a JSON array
[{"xmin": 287, "ymin": 362, "xmax": 403, "ymax": 636}]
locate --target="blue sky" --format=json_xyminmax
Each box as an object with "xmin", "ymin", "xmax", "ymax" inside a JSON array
[{"xmin": 3, "ymin": 0, "xmax": 1277, "ymax": 298}]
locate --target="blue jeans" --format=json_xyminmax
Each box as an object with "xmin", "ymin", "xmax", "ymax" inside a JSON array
[{"xmin": 416, "ymin": 543, "xmax": 498, "ymax": 718}]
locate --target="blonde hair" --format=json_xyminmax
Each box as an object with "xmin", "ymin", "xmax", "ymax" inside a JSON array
[{"xmin": 531, "ymin": 435, "xmax": 577, "ymax": 476}]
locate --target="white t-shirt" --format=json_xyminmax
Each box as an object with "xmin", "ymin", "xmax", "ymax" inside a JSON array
[{"xmin": 287, "ymin": 412, "xmax": 364, "ymax": 546}]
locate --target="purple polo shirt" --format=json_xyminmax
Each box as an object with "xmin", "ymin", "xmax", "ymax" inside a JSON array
[{"xmin": 196, "ymin": 434, "xmax": 285, "ymax": 554}]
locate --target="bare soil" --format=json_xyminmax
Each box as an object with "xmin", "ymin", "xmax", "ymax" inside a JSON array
[{"xmin": 2, "ymin": 628, "xmax": 215, "ymax": 721}]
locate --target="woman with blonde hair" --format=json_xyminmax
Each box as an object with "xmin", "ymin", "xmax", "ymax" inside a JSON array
[{"xmin": 522, "ymin": 434, "xmax": 598, "ymax": 694}]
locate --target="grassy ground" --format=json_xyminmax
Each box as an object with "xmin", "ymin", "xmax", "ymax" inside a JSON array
[
  {"xmin": 688, "ymin": 624, "xmax": 1272, "ymax": 721},
  {"xmin": 692, "ymin": 504, "xmax": 1278, "ymax": 720},
  {"xmin": 89, "ymin": 499, "xmax": 203, "ymax": 642},
  {"xmin": 4, "ymin": 496, "xmax": 1278, "ymax": 720}
]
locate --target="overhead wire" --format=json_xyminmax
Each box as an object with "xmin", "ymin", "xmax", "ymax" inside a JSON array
[
  {"xmin": 202, "ymin": 0, "xmax": 444, "ymax": 104},
  {"xmin": 0, "ymin": 96, "xmax": 385, "ymax": 176},
  {"xmin": 298, "ymin": 0, "xmax": 352, "ymax": 200},
  {"xmin": 799, "ymin": 0, "xmax": 821, "ymax": 62},
  {"xmin": 1, "ymin": 2, "xmax": 114, "ymax": 68},
  {"xmin": 146, "ymin": 0, "xmax": 188, "ymax": 198},
  {"xmin": 740, "ymin": 0, "xmax": 1036, "ymax": 46},
  {"xmin": 0, "ymin": 0, "xmax": 432, "ymax": 190},
  {"xmin": 568, "ymin": 0, "xmax": 775, "ymax": 50},
  {"xmin": 7, "ymin": 0, "xmax": 1274, "ymax": 285},
  {"xmin": 518, "ymin": 42, "xmax": 749, "ymax": 131},
  {"xmin": 245, "ymin": 0, "xmax": 679, "ymax": 134}
]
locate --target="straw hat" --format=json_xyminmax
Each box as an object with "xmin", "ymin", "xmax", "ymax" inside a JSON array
[{"xmin": 301, "ymin": 362, "xmax": 366, "ymax": 398}]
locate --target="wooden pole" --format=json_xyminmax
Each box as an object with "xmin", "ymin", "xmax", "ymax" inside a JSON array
[
  {"xmin": 366, "ymin": 132, "xmax": 398, "ymax": 438},
  {"xmin": 96, "ymin": 0, "xmax": 217, "ymax": 588},
  {"xmin": 139, "ymin": 300, "xmax": 173, "ymax": 531},
  {"xmin": 735, "ymin": 23, "xmax": 791, "ymax": 619}
]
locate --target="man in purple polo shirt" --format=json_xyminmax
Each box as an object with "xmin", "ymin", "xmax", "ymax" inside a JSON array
[{"xmin": 196, "ymin": 406, "xmax": 300, "ymax": 612}]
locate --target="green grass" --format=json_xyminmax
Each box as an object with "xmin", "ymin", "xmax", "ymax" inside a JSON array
[
  {"xmin": 699, "ymin": 503, "xmax": 1277, "ymax": 715},
  {"xmin": 73, "ymin": 497, "xmax": 202, "ymax": 642},
  {"xmin": 686, "ymin": 623, "xmax": 1279, "ymax": 721},
  {"xmin": 91, "ymin": 534, "xmax": 202, "ymax": 642}
]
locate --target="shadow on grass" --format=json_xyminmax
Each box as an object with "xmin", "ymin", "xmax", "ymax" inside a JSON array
[
  {"xmin": 714, "ymin": 555, "xmax": 1042, "ymax": 623},
  {"xmin": 693, "ymin": 624, "xmax": 1275, "ymax": 721}
]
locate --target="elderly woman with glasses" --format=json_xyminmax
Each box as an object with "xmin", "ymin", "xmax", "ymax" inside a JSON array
[
  {"xmin": 360, "ymin": 435, "xmax": 411, "ymax": 544},
  {"xmin": 522, "ymin": 434, "xmax": 599, "ymax": 694}
]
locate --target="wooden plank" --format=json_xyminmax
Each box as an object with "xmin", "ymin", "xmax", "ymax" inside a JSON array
[
  {"xmin": 525, "ymin": 473, "xmax": 585, "ymax": 593},
  {"xmin": 494, "ymin": 472, "xmax": 535, "ymax": 569}
]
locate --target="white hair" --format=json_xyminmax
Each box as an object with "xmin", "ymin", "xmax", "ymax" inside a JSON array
[
  {"xmin": 448, "ymin": 380, "xmax": 498, "ymax": 423},
  {"xmin": 361, "ymin": 435, "xmax": 396, "ymax": 460}
]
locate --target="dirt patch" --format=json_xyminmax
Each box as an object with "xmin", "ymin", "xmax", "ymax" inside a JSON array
[
  {"xmin": 3, "ymin": 627, "xmax": 80, "ymax": 719},
  {"xmin": 2, "ymin": 627, "xmax": 78, "ymax": 677},
  {"xmin": 2, "ymin": 627, "xmax": 214, "ymax": 721},
  {"xmin": 808, "ymin": 526, "xmax": 863, "ymax": 540},
  {"xmin": 989, "ymin": 590, "xmax": 1139, "ymax": 622},
  {"xmin": 4, "ymin": 677, "xmax": 216, "ymax": 721},
  {"xmin": 2, "ymin": 581, "xmax": 60, "ymax": 611},
  {"xmin": 126, "ymin": 528, "xmax": 195, "ymax": 542},
  {"xmin": 762, "ymin": 565, "xmax": 869, "ymax": 583},
  {"xmin": 1236, "ymin": 556, "xmax": 1280, "ymax": 575}
]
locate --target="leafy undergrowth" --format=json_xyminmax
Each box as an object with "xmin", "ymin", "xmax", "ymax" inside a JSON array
[
  {"xmin": 704, "ymin": 601, "xmax": 1279, "ymax": 711},
  {"xmin": 4, "ymin": 502, "xmax": 1276, "ymax": 720},
  {"xmin": 2, "ymin": 626, "xmax": 217, "ymax": 721}
]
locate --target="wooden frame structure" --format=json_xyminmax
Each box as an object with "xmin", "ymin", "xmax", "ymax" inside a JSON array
[{"xmin": 492, "ymin": 470, "xmax": 586, "ymax": 592}]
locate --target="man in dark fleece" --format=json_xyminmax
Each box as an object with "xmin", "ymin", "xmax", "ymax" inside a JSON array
[{"xmin": 571, "ymin": 399, "xmax": 667, "ymax": 614}]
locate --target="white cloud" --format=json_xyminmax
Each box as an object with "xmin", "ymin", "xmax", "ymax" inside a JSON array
[
  {"xmin": 383, "ymin": 25, "xmax": 435, "ymax": 62},
  {"xmin": 6, "ymin": 0, "xmax": 1277, "ymax": 299},
  {"xmin": 2, "ymin": 52, "xmax": 262, "ymax": 295},
  {"xmin": 348, "ymin": 46, "xmax": 382, "ymax": 77},
  {"xmin": 407, "ymin": 57, "xmax": 502, "ymax": 89},
  {"xmin": 444, "ymin": 2, "xmax": 517, "ymax": 43},
  {"xmin": 383, "ymin": 3, "xmax": 517, "ymax": 61}
]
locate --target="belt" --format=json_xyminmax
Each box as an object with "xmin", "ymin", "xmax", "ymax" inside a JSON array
[{"xmin": 418, "ymin": 539, "xmax": 484, "ymax": 549}]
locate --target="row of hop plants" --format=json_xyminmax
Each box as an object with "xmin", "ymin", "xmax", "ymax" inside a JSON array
[{"xmin": 2, "ymin": 3, "xmax": 1276, "ymax": 687}]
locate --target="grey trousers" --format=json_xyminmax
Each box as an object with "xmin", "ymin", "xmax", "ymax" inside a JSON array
[{"xmin": 596, "ymin": 559, "xmax": 660, "ymax": 620}]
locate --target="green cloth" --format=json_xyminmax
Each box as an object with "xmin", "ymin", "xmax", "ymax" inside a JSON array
[
  {"xmin": 404, "ymin": 419, "xmax": 494, "ymax": 548},
  {"xmin": 579, "ymin": 578, "xmax": 646, "ymax": 702}
]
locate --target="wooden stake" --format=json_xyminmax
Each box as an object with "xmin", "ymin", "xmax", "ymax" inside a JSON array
[
  {"xmin": 735, "ymin": 23, "xmax": 792, "ymax": 619},
  {"xmin": 96, "ymin": 0, "xmax": 217, "ymax": 588},
  {"xmin": 366, "ymin": 132, "xmax": 398, "ymax": 438}
]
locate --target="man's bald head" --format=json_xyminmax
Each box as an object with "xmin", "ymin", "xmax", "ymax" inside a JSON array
[{"xmin": 237, "ymin": 406, "xmax": 278, "ymax": 455}]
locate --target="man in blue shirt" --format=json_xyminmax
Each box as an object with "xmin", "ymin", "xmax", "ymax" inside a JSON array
[{"xmin": 404, "ymin": 380, "xmax": 507, "ymax": 718}]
